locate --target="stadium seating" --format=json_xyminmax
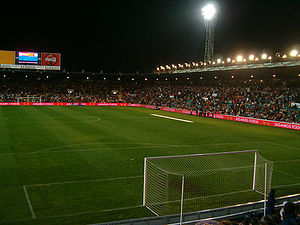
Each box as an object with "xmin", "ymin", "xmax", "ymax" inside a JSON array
[{"xmin": 0, "ymin": 75, "xmax": 299, "ymax": 123}]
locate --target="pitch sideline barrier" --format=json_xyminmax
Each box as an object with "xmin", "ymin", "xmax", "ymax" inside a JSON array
[
  {"xmin": 94, "ymin": 193, "xmax": 300, "ymax": 225},
  {"xmin": 0, "ymin": 102, "xmax": 299, "ymax": 130}
]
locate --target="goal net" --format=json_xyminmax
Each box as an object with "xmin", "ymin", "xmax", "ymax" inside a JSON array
[
  {"xmin": 143, "ymin": 150, "xmax": 273, "ymax": 218},
  {"xmin": 17, "ymin": 96, "xmax": 42, "ymax": 103}
]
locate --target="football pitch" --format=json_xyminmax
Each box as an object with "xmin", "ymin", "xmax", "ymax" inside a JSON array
[{"xmin": 0, "ymin": 106, "xmax": 299, "ymax": 225}]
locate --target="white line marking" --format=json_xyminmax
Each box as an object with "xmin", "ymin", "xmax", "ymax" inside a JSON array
[
  {"xmin": 150, "ymin": 113, "xmax": 194, "ymax": 123},
  {"xmin": 272, "ymin": 183, "xmax": 300, "ymax": 188},
  {"xmin": 2, "ymin": 205, "xmax": 144, "ymax": 223},
  {"xmin": 274, "ymin": 169, "xmax": 300, "ymax": 179},
  {"xmin": 0, "ymin": 141, "xmax": 267, "ymax": 156},
  {"xmin": 26, "ymin": 175, "xmax": 143, "ymax": 187},
  {"xmin": 22, "ymin": 185, "xmax": 36, "ymax": 219},
  {"xmin": 43, "ymin": 204, "xmax": 143, "ymax": 220},
  {"xmin": 274, "ymin": 159, "xmax": 300, "ymax": 163}
]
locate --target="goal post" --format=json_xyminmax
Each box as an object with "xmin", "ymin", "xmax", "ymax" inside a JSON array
[
  {"xmin": 17, "ymin": 96, "xmax": 42, "ymax": 103},
  {"xmin": 143, "ymin": 150, "xmax": 273, "ymax": 219}
]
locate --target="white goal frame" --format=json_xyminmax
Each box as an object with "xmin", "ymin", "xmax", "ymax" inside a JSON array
[
  {"xmin": 17, "ymin": 96, "xmax": 42, "ymax": 103},
  {"xmin": 143, "ymin": 150, "xmax": 273, "ymax": 224}
]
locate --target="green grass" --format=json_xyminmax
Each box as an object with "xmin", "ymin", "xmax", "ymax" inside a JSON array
[{"xmin": 0, "ymin": 106, "xmax": 299, "ymax": 225}]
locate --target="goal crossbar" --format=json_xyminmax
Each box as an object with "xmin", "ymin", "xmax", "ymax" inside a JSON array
[
  {"xmin": 143, "ymin": 150, "xmax": 273, "ymax": 222},
  {"xmin": 144, "ymin": 149, "xmax": 258, "ymax": 160}
]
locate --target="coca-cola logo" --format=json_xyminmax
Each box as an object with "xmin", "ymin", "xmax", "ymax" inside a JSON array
[{"xmin": 44, "ymin": 54, "xmax": 58, "ymax": 66}]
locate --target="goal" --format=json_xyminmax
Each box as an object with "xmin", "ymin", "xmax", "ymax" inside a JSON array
[
  {"xmin": 143, "ymin": 150, "xmax": 273, "ymax": 221},
  {"xmin": 17, "ymin": 96, "xmax": 42, "ymax": 103}
]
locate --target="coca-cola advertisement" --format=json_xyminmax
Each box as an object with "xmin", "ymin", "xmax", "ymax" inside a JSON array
[{"xmin": 41, "ymin": 53, "xmax": 61, "ymax": 67}]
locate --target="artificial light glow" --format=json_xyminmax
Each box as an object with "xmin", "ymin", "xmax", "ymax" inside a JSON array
[
  {"xmin": 227, "ymin": 58, "xmax": 231, "ymax": 63},
  {"xmin": 268, "ymin": 56, "xmax": 272, "ymax": 60},
  {"xmin": 217, "ymin": 58, "xmax": 222, "ymax": 64},
  {"xmin": 236, "ymin": 56, "xmax": 243, "ymax": 62},
  {"xmin": 231, "ymin": 75, "xmax": 234, "ymax": 79},
  {"xmin": 261, "ymin": 53, "xmax": 268, "ymax": 59},
  {"xmin": 249, "ymin": 55, "xmax": 255, "ymax": 60},
  {"xmin": 290, "ymin": 49, "xmax": 298, "ymax": 57},
  {"xmin": 202, "ymin": 4, "xmax": 216, "ymax": 20},
  {"xmin": 282, "ymin": 54, "xmax": 287, "ymax": 59},
  {"xmin": 272, "ymin": 74, "xmax": 276, "ymax": 78}
]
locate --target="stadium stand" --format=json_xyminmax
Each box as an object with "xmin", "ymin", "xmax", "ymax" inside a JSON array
[{"xmin": 0, "ymin": 73, "xmax": 299, "ymax": 123}]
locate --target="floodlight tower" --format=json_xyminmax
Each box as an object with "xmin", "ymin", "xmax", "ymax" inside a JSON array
[{"xmin": 202, "ymin": 3, "xmax": 217, "ymax": 64}]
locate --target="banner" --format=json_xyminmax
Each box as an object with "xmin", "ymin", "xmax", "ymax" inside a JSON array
[
  {"xmin": 214, "ymin": 114, "xmax": 299, "ymax": 130},
  {"xmin": 0, "ymin": 102, "xmax": 298, "ymax": 130},
  {"xmin": 41, "ymin": 53, "xmax": 61, "ymax": 67},
  {"xmin": 0, "ymin": 50, "xmax": 15, "ymax": 64}
]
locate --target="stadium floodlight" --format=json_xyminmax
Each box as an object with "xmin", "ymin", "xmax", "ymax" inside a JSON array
[
  {"xmin": 202, "ymin": 4, "xmax": 216, "ymax": 20},
  {"xmin": 261, "ymin": 53, "xmax": 268, "ymax": 60},
  {"xmin": 290, "ymin": 49, "xmax": 298, "ymax": 57},
  {"xmin": 249, "ymin": 55, "xmax": 255, "ymax": 61},
  {"xmin": 236, "ymin": 55, "xmax": 243, "ymax": 62},
  {"xmin": 202, "ymin": 3, "xmax": 217, "ymax": 64}
]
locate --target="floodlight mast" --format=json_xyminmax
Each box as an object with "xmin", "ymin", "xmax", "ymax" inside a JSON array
[{"xmin": 202, "ymin": 3, "xmax": 217, "ymax": 64}]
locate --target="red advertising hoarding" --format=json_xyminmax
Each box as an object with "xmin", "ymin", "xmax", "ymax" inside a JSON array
[
  {"xmin": 41, "ymin": 53, "xmax": 61, "ymax": 67},
  {"xmin": 0, "ymin": 102, "xmax": 298, "ymax": 130}
]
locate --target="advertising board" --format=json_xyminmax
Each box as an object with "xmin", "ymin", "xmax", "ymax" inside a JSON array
[
  {"xmin": 41, "ymin": 53, "xmax": 61, "ymax": 67},
  {"xmin": 0, "ymin": 50, "xmax": 15, "ymax": 64},
  {"xmin": 0, "ymin": 50, "xmax": 61, "ymax": 70}
]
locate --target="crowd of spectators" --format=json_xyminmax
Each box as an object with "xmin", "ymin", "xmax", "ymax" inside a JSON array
[
  {"xmin": 0, "ymin": 80, "xmax": 299, "ymax": 123},
  {"xmin": 195, "ymin": 202, "xmax": 300, "ymax": 225}
]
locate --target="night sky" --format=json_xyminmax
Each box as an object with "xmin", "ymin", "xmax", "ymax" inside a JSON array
[{"xmin": 1, "ymin": 0, "xmax": 299, "ymax": 73}]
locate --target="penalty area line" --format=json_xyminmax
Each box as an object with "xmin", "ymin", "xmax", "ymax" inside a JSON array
[
  {"xmin": 150, "ymin": 114, "xmax": 194, "ymax": 123},
  {"xmin": 22, "ymin": 185, "xmax": 36, "ymax": 219}
]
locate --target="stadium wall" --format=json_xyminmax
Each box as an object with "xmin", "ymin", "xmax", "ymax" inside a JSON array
[{"xmin": 0, "ymin": 102, "xmax": 299, "ymax": 130}]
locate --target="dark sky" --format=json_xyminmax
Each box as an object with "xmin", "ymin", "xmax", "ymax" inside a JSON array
[{"xmin": 1, "ymin": 0, "xmax": 299, "ymax": 73}]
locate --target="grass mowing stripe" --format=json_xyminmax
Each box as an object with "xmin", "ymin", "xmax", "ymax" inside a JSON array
[{"xmin": 22, "ymin": 185, "xmax": 36, "ymax": 219}]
